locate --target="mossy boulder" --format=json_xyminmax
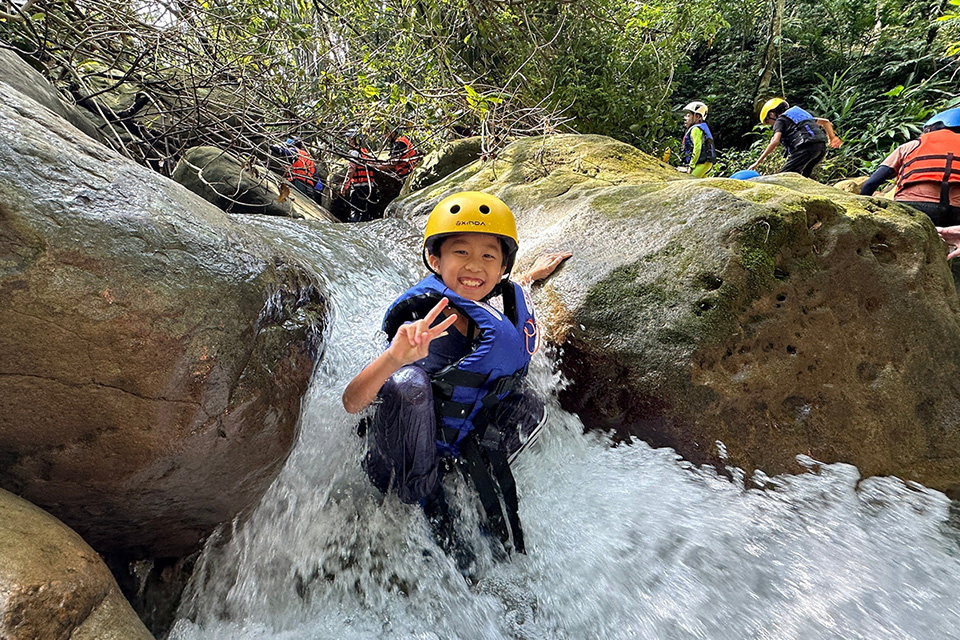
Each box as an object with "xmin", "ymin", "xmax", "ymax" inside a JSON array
[
  {"xmin": 388, "ymin": 133, "xmax": 682, "ymax": 218},
  {"xmin": 172, "ymin": 146, "xmax": 335, "ymax": 221},
  {"xmin": 834, "ymin": 175, "xmax": 895, "ymax": 198},
  {"xmin": 391, "ymin": 134, "xmax": 960, "ymax": 495},
  {"xmin": 401, "ymin": 135, "xmax": 485, "ymax": 196},
  {"xmin": 0, "ymin": 71, "xmax": 325, "ymax": 557},
  {"xmin": 0, "ymin": 488, "xmax": 154, "ymax": 640}
]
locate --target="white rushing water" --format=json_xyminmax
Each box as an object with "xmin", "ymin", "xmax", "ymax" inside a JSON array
[{"xmin": 169, "ymin": 217, "xmax": 960, "ymax": 640}]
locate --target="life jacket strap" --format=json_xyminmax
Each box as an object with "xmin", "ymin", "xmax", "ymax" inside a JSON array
[
  {"xmin": 457, "ymin": 435, "xmax": 525, "ymax": 554},
  {"xmin": 486, "ymin": 447, "xmax": 525, "ymax": 554},
  {"xmin": 943, "ymin": 153, "xmax": 955, "ymax": 214},
  {"xmin": 433, "ymin": 366, "xmax": 528, "ymax": 439},
  {"xmin": 437, "ymin": 399, "xmax": 473, "ymax": 422},
  {"xmin": 487, "ymin": 368, "xmax": 526, "ymax": 398},
  {"xmin": 433, "ymin": 367, "xmax": 527, "ymax": 444},
  {"xmin": 432, "ymin": 368, "xmax": 488, "ymax": 396}
]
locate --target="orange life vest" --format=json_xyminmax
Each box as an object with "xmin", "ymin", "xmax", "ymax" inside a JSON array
[
  {"xmin": 289, "ymin": 148, "xmax": 316, "ymax": 186},
  {"xmin": 895, "ymin": 129, "xmax": 960, "ymax": 199},
  {"xmin": 345, "ymin": 148, "xmax": 375, "ymax": 189},
  {"xmin": 391, "ymin": 135, "xmax": 420, "ymax": 177}
]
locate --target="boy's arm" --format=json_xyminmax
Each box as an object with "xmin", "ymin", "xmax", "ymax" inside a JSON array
[
  {"xmin": 748, "ymin": 132, "xmax": 782, "ymax": 171},
  {"xmin": 515, "ymin": 251, "xmax": 573, "ymax": 286},
  {"xmin": 342, "ymin": 298, "xmax": 458, "ymax": 413},
  {"xmin": 342, "ymin": 350, "xmax": 404, "ymax": 414},
  {"xmin": 690, "ymin": 127, "xmax": 704, "ymax": 167},
  {"xmin": 815, "ymin": 118, "xmax": 843, "ymax": 148}
]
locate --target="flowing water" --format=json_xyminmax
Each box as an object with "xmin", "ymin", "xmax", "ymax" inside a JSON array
[{"xmin": 169, "ymin": 217, "xmax": 960, "ymax": 640}]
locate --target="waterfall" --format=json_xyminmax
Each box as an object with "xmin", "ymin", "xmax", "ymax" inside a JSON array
[{"xmin": 169, "ymin": 216, "xmax": 960, "ymax": 640}]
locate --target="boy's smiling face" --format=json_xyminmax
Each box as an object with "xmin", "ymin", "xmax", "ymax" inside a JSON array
[{"xmin": 428, "ymin": 232, "xmax": 506, "ymax": 301}]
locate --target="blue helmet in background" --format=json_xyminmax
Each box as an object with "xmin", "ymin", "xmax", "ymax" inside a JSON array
[
  {"xmin": 730, "ymin": 169, "xmax": 761, "ymax": 180},
  {"xmin": 924, "ymin": 108, "xmax": 960, "ymax": 130}
]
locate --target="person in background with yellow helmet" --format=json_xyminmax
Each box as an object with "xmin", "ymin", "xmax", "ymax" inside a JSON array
[
  {"xmin": 748, "ymin": 97, "xmax": 843, "ymax": 178},
  {"xmin": 679, "ymin": 101, "xmax": 716, "ymax": 178},
  {"xmin": 342, "ymin": 191, "xmax": 570, "ymax": 572}
]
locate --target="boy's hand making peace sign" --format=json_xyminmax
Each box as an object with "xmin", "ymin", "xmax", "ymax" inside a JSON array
[{"xmin": 386, "ymin": 297, "xmax": 459, "ymax": 367}]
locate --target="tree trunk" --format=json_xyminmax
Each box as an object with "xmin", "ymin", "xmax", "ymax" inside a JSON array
[{"xmin": 754, "ymin": 0, "xmax": 784, "ymax": 104}]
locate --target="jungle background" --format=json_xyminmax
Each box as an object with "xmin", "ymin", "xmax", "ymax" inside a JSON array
[{"xmin": 1, "ymin": 0, "xmax": 958, "ymax": 183}]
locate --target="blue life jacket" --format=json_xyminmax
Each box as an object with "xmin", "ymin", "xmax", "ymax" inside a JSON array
[
  {"xmin": 382, "ymin": 274, "xmax": 538, "ymax": 456},
  {"xmin": 778, "ymin": 107, "xmax": 827, "ymax": 154},
  {"xmin": 682, "ymin": 122, "xmax": 716, "ymax": 166}
]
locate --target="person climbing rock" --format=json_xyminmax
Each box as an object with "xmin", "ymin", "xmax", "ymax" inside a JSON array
[
  {"xmin": 342, "ymin": 191, "xmax": 571, "ymax": 570},
  {"xmin": 860, "ymin": 108, "xmax": 960, "ymax": 228},
  {"xmin": 748, "ymin": 98, "xmax": 842, "ymax": 178},
  {"xmin": 678, "ymin": 101, "xmax": 716, "ymax": 178}
]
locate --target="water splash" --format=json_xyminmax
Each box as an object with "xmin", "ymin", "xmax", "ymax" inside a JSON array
[{"xmin": 169, "ymin": 216, "xmax": 960, "ymax": 640}]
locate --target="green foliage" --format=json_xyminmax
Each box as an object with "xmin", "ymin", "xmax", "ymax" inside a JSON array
[
  {"xmin": 942, "ymin": 0, "xmax": 960, "ymax": 57},
  {"xmin": 0, "ymin": 0, "xmax": 727, "ymax": 169},
  {"xmin": 711, "ymin": 134, "xmax": 781, "ymax": 176},
  {"xmin": 0, "ymin": 0, "xmax": 957, "ymax": 184},
  {"xmin": 811, "ymin": 63, "xmax": 960, "ymax": 179},
  {"xmin": 673, "ymin": 0, "xmax": 960, "ymax": 180}
]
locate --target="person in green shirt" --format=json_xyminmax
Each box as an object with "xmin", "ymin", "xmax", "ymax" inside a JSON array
[{"xmin": 679, "ymin": 101, "xmax": 716, "ymax": 178}]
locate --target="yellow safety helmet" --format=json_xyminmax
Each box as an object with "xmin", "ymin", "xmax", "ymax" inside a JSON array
[
  {"xmin": 423, "ymin": 191, "xmax": 519, "ymax": 275},
  {"xmin": 759, "ymin": 97, "xmax": 787, "ymax": 124}
]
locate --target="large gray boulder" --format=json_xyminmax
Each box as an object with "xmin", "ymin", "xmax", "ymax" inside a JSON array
[
  {"xmin": 0, "ymin": 49, "xmax": 105, "ymax": 144},
  {"xmin": 391, "ymin": 134, "xmax": 960, "ymax": 496},
  {"xmin": 0, "ymin": 69, "xmax": 325, "ymax": 557},
  {"xmin": 172, "ymin": 145, "xmax": 336, "ymax": 221},
  {"xmin": 0, "ymin": 488, "xmax": 154, "ymax": 640}
]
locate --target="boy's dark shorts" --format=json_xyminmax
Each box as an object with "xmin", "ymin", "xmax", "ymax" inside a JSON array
[{"xmin": 363, "ymin": 365, "xmax": 545, "ymax": 504}]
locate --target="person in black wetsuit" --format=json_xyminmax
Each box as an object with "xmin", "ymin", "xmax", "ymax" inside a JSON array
[{"xmin": 749, "ymin": 98, "xmax": 843, "ymax": 178}]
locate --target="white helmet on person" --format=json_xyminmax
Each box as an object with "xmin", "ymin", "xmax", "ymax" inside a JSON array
[{"xmin": 683, "ymin": 101, "xmax": 708, "ymax": 120}]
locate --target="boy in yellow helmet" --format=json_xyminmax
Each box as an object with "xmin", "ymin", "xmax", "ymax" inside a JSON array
[
  {"xmin": 749, "ymin": 97, "xmax": 842, "ymax": 178},
  {"xmin": 342, "ymin": 191, "xmax": 570, "ymax": 566}
]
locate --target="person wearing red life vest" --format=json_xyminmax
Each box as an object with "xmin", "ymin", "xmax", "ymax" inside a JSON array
[
  {"xmin": 862, "ymin": 108, "xmax": 960, "ymax": 259},
  {"xmin": 386, "ymin": 129, "xmax": 421, "ymax": 179},
  {"xmin": 340, "ymin": 130, "xmax": 379, "ymax": 222},
  {"xmin": 861, "ymin": 108, "xmax": 960, "ymax": 225},
  {"xmin": 269, "ymin": 137, "xmax": 321, "ymax": 198}
]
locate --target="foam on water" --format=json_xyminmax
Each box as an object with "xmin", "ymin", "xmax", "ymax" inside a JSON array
[{"xmin": 169, "ymin": 217, "xmax": 960, "ymax": 640}]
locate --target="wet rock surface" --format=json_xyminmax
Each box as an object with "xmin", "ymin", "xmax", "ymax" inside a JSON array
[
  {"xmin": 172, "ymin": 145, "xmax": 336, "ymax": 221},
  {"xmin": 0, "ymin": 72, "xmax": 326, "ymax": 559},
  {"xmin": 0, "ymin": 488, "xmax": 155, "ymax": 640},
  {"xmin": 390, "ymin": 134, "xmax": 960, "ymax": 495}
]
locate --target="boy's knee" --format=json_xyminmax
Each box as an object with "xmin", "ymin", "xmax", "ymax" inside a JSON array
[{"xmin": 382, "ymin": 365, "xmax": 433, "ymax": 408}]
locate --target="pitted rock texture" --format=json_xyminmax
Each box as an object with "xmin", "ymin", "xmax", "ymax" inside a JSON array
[{"xmin": 390, "ymin": 134, "xmax": 960, "ymax": 495}]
